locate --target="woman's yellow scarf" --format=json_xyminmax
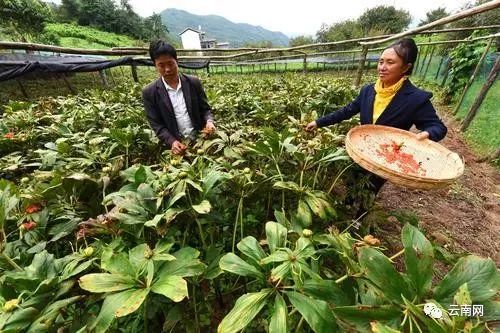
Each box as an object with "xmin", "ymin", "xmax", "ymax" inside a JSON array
[{"xmin": 373, "ymin": 76, "xmax": 407, "ymax": 123}]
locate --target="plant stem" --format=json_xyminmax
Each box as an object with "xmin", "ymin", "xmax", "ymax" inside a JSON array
[
  {"xmin": 389, "ymin": 249, "xmax": 405, "ymax": 261},
  {"xmin": 295, "ymin": 317, "xmax": 305, "ymax": 333},
  {"xmin": 232, "ymin": 193, "xmax": 244, "ymax": 252},
  {"xmin": 1, "ymin": 253, "xmax": 22, "ymax": 271},
  {"xmin": 335, "ymin": 274, "xmax": 349, "ymax": 284},
  {"xmin": 192, "ymin": 284, "xmax": 200, "ymax": 333},
  {"xmin": 328, "ymin": 162, "xmax": 354, "ymax": 194}
]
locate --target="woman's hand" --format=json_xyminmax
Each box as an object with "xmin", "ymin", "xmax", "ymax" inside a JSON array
[
  {"xmin": 416, "ymin": 131, "xmax": 429, "ymax": 140},
  {"xmin": 305, "ymin": 121, "xmax": 318, "ymax": 132}
]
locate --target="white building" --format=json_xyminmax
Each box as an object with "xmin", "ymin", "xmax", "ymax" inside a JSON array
[{"xmin": 179, "ymin": 27, "xmax": 227, "ymax": 49}]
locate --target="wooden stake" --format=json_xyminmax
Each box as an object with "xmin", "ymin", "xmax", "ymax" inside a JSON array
[
  {"xmin": 131, "ymin": 65, "xmax": 139, "ymax": 83},
  {"xmin": 355, "ymin": 46, "xmax": 369, "ymax": 87},
  {"xmin": 435, "ymin": 55, "xmax": 445, "ymax": 80},
  {"xmin": 99, "ymin": 70, "xmax": 109, "ymax": 88},
  {"xmin": 453, "ymin": 37, "xmax": 494, "ymax": 115},
  {"xmin": 61, "ymin": 73, "xmax": 77, "ymax": 94},
  {"xmin": 461, "ymin": 56, "xmax": 499, "ymax": 131},
  {"xmin": 423, "ymin": 45, "xmax": 436, "ymax": 79},
  {"xmin": 16, "ymin": 79, "xmax": 28, "ymax": 98}
]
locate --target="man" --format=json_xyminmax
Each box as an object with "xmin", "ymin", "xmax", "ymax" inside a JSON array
[{"xmin": 142, "ymin": 40, "xmax": 216, "ymax": 155}]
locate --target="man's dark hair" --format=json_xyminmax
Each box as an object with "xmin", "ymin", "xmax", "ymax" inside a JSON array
[
  {"xmin": 149, "ymin": 40, "xmax": 177, "ymax": 62},
  {"xmin": 388, "ymin": 38, "xmax": 418, "ymax": 75}
]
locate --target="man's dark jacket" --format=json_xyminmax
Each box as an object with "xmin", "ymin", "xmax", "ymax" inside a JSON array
[
  {"xmin": 142, "ymin": 74, "xmax": 213, "ymax": 147},
  {"xmin": 316, "ymin": 80, "xmax": 447, "ymax": 142}
]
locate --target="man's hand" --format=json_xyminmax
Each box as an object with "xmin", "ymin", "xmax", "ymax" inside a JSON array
[
  {"xmin": 171, "ymin": 140, "xmax": 187, "ymax": 155},
  {"xmin": 202, "ymin": 120, "xmax": 216, "ymax": 137},
  {"xmin": 416, "ymin": 131, "xmax": 429, "ymax": 141},
  {"xmin": 305, "ymin": 121, "xmax": 318, "ymax": 132}
]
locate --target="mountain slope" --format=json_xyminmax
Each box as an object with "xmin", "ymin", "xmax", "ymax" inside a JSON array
[{"xmin": 161, "ymin": 8, "xmax": 289, "ymax": 47}]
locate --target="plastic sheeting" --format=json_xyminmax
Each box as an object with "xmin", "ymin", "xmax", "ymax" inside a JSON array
[{"xmin": 0, "ymin": 53, "xmax": 210, "ymax": 81}]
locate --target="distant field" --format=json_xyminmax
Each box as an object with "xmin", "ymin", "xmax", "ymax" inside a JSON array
[{"xmin": 44, "ymin": 23, "xmax": 139, "ymax": 49}]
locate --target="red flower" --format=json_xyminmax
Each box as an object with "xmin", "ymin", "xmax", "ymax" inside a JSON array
[
  {"xmin": 3, "ymin": 132, "xmax": 14, "ymax": 139},
  {"xmin": 25, "ymin": 203, "xmax": 42, "ymax": 214},
  {"xmin": 21, "ymin": 221, "xmax": 37, "ymax": 231}
]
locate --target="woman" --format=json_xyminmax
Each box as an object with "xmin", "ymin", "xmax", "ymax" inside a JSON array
[{"xmin": 306, "ymin": 38, "xmax": 447, "ymax": 204}]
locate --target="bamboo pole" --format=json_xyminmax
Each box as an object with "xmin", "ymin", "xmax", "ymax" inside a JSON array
[
  {"xmin": 131, "ymin": 65, "xmax": 139, "ymax": 83},
  {"xmin": 453, "ymin": 38, "xmax": 494, "ymax": 115},
  {"xmin": 61, "ymin": 73, "xmax": 77, "ymax": 94},
  {"xmin": 16, "ymin": 79, "xmax": 28, "ymax": 98},
  {"xmin": 303, "ymin": 54, "xmax": 307, "ymax": 73},
  {"xmin": 441, "ymin": 59, "xmax": 452, "ymax": 87},
  {"xmin": 461, "ymin": 56, "xmax": 499, "ymax": 131},
  {"xmin": 423, "ymin": 45, "xmax": 436, "ymax": 79},
  {"xmin": 99, "ymin": 70, "xmax": 109, "ymax": 88},
  {"xmin": 355, "ymin": 46, "xmax": 369, "ymax": 87},
  {"xmin": 435, "ymin": 55, "xmax": 446, "ymax": 81},
  {"xmin": 360, "ymin": 1, "xmax": 500, "ymax": 46},
  {"xmin": 419, "ymin": 45, "xmax": 430, "ymax": 76}
]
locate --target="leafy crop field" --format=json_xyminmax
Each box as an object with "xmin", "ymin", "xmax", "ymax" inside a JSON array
[
  {"xmin": 0, "ymin": 74, "xmax": 498, "ymax": 332},
  {"xmin": 44, "ymin": 23, "xmax": 139, "ymax": 49}
]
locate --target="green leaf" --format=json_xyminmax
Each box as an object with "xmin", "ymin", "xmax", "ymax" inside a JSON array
[
  {"xmin": 157, "ymin": 247, "xmax": 205, "ymax": 278},
  {"xmin": 370, "ymin": 321, "xmax": 401, "ymax": 333},
  {"xmin": 218, "ymin": 289, "xmax": 273, "ymax": 333},
  {"xmin": 90, "ymin": 289, "xmax": 138, "ymax": 332},
  {"xmin": 0, "ymin": 307, "xmax": 39, "ymax": 332},
  {"xmin": 296, "ymin": 199, "xmax": 312, "ymax": 227},
  {"xmin": 454, "ymin": 283, "xmax": 472, "ymax": 305},
  {"xmin": 27, "ymin": 296, "xmax": 82, "ymax": 332},
  {"xmin": 358, "ymin": 247, "xmax": 413, "ymax": 303},
  {"xmin": 79, "ymin": 273, "xmax": 136, "ymax": 293},
  {"xmin": 434, "ymin": 255, "xmax": 498, "ymax": 303},
  {"xmin": 269, "ymin": 294, "xmax": 288, "ymax": 333},
  {"xmin": 260, "ymin": 250, "xmax": 290, "ymax": 265},
  {"xmin": 151, "ymin": 275, "xmax": 188, "ymax": 302},
  {"xmin": 192, "ymin": 200, "xmax": 212, "ymax": 214},
  {"xmin": 219, "ymin": 253, "xmax": 264, "ymax": 279},
  {"xmin": 237, "ymin": 236, "xmax": 266, "ymax": 267},
  {"xmin": 286, "ymin": 291, "xmax": 336, "ymax": 333},
  {"xmin": 304, "ymin": 193, "xmax": 333, "ymax": 220},
  {"xmin": 266, "ymin": 221, "xmax": 287, "ymax": 253},
  {"xmin": 101, "ymin": 247, "xmax": 135, "ymax": 276},
  {"xmin": 114, "ymin": 288, "xmax": 150, "ymax": 317},
  {"xmin": 302, "ymin": 279, "xmax": 352, "ymax": 306},
  {"xmin": 273, "ymin": 181, "xmax": 301, "ymax": 192},
  {"xmin": 270, "ymin": 261, "xmax": 292, "ymax": 283},
  {"xmin": 128, "ymin": 243, "xmax": 150, "ymax": 273},
  {"xmin": 402, "ymin": 224, "xmax": 434, "ymax": 299},
  {"xmin": 332, "ymin": 305, "xmax": 401, "ymax": 331}
]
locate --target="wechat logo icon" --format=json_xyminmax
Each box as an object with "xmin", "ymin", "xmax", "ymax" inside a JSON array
[{"xmin": 424, "ymin": 302, "xmax": 443, "ymax": 319}]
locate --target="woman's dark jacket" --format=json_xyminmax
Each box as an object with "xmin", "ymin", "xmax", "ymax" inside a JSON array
[{"xmin": 315, "ymin": 80, "xmax": 447, "ymax": 142}]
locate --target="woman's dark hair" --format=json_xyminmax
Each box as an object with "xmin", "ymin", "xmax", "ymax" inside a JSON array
[
  {"xmin": 149, "ymin": 40, "xmax": 177, "ymax": 62},
  {"xmin": 388, "ymin": 38, "xmax": 418, "ymax": 75}
]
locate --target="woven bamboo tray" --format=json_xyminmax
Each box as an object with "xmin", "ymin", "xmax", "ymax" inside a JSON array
[{"xmin": 345, "ymin": 125, "xmax": 464, "ymax": 190}]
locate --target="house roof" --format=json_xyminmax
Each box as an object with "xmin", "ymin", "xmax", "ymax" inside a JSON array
[{"xmin": 179, "ymin": 27, "xmax": 204, "ymax": 35}]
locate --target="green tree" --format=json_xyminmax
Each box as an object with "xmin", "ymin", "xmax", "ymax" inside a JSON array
[
  {"xmin": 358, "ymin": 5, "xmax": 411, "ymax": 35},
  {"xmin": 59, "ymin": 0, "xmax": 81, "ymax": 22},
  {"xmin": 418, "ymin": 7, "xmax": 449, "ymax": 26},
  {"xmin": 316, "ymin": 20, "xmax": 363, "ymax": 43},
  {"xmin": 0, "ymin": 0, "xmax": 53, "ymax": 42},
  {"xmin": 242, "ymin": 40, "xmax": 274, "ymax": 48},
  {"xmin": 289, "ymin": 35, "xmax": 314, "ymax": 47},
  {"xmin": 143, "ymin": 13, "xmax": 170, "ymax": 41}
]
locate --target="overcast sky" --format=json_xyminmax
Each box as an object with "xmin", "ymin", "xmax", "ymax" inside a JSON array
[
  {"xmin": 50, "ymin": 0, "xmax": 467, "ymax": 37},
  {"xmin": 130, "ymin": 0, "xmax": 468, "ymax": 36}
]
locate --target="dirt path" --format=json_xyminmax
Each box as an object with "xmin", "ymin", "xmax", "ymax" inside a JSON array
[{"xmin": 376, "ymin": 105, "xmax": 500, "ymax": 265}]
